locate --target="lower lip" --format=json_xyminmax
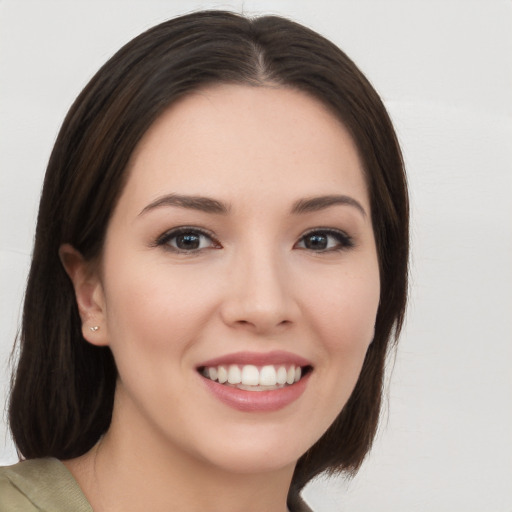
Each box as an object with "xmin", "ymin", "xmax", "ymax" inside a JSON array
[{"xmin": 201, "ymin": 372, "xmax": 311, "ymax": 412}]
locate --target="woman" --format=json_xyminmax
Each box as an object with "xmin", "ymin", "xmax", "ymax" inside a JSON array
[{"xmin": 0, "ymin": 10, "xmax": 408, "ymax": 511}]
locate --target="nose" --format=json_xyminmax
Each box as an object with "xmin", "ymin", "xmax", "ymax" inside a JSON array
[{"xmin": 219, "ymin": 247, "xmax": 299, "ymax": 335}]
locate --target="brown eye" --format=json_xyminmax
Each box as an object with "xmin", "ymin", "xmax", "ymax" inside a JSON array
[
  {"xmin": 174, "ymin": 232, "xmax": 202, "ymax": 250},
  {"xmin": 303, "ymin": 233, "xmax": 329, "ymax": 250},
  {"xmin": 156, "ymin": 227, "xmax": 220, "ymax": 253},
  {"xmin": 296, "ymin": 229, "xmax": 354, "ymax": 252}
]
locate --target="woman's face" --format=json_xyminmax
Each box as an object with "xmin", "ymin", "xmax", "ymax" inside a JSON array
[{"xmin": 86, "ymin": 84, "xmax": 380, "ymax": 474}]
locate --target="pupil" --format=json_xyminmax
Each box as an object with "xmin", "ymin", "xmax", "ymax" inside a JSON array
[
  {"xmin": 176, "ymin": 233, "xmax": 200, "ymax": 249},
  {"xmin": 306, "ymin": 234, "xmax": 327, "ymax": 250}
]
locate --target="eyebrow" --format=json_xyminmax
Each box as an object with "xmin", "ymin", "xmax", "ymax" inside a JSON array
[
  {"xmin": 291, "ymin": 195, "xmax": 367, "ymax": 217},
  {"xmin": 138, "ymin": 193, "xmax": 366, "ymax": 218},
  {"xmin": 139, "ymin": 194, "xmax": 230, "ymax": 216}
]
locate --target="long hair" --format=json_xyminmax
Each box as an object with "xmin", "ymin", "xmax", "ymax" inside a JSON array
[{"xmin": 9, "ymin": 10, "xmax": 408, "ymax": 492}]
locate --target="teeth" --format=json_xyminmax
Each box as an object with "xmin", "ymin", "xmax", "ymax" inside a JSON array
[
  {"xmin": 202, "ymin": 363, "xmax": 305, "ymax": 388},
  {"xmin": 259, "ymin": 365, "xmax": 277, "ymax": 386},
  {"xmin": 218, "ymin": 365, "xmax": 228, "ymax": 383},
  {"xmin": 227, "ymin": 365, "xmax": 241, "ymax": 384},
  {"xmin": 241, "ymin": 365, "xmax": 259, "ymax": 385},
  {"xmin": 276, "ymin": 366, "xmax": 287, "ymax": 385}
]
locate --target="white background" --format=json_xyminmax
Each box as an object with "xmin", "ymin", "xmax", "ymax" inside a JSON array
[{"xmin": 1, "ymin": 1, "xmax": 511, "ymax": 510}]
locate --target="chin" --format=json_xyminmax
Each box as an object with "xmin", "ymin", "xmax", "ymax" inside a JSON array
[
  {"xmin": 201, "ymin": 447, "xmax": 298, "ymax": 476},
  {"xmin": 187, "ymin": 423, "xmax": 319, "ymax": 476}
]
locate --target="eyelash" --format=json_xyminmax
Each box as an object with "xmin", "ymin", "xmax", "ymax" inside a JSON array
[
  {"xmin": 153, "ymin": 227, "xmax": 354, "ymax": 254},
  {"xmin": 153, "ymin": 226, "xmax": 221, "ymax": 253},
  {"xmin": 295, "ymin": 228, "xmax": 354, "ymax": 252}
]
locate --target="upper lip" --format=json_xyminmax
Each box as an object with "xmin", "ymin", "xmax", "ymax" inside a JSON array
[{"xmin": 197, "ymin": 350, "xmax": 312, "ymax": 368}]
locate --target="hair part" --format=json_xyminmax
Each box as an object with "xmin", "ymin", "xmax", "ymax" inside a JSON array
[{"xmin": 9, "ymin": 10, "xmax": 408, "ymax": 493}]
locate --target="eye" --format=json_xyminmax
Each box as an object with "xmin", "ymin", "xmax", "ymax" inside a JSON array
[
  {"xmin": 155, "ymin": 227, "xmax": 221, "ymax": 253},
  {"xmin": 295, "ymin": 229, "xmax": 354, "ymax": 252}
]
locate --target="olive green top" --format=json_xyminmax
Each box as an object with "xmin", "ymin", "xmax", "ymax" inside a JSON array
[
  {"xmin": 0, "ymin": 458, "xmax": 313, "ymax": 511},
  {"xmin": 0, "ymin": 458, "xmax": 92, "ymax": 511}
]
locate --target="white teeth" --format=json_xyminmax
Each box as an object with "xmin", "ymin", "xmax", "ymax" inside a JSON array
[
  {"xmin": 218, "ymin": 365, "xmax": 228, "ymax": 384},
  {"xmin": 259, "ymin": 365, "xmax": 277, "ymax": 386},
  {"xmin": 208, "ymin": 367, "xmax": 218, "ymax": 381},
  {"xmin": 227, "ymin": 365, "xmax": 241, "ymax": 384},
  {"xmin": 276, "ymin": 366, "xmax": 287, "ymax": 385},
  {"xmin": 241, "ymin": 365, "xmax": 259, "ymax": 385},
  {"xmin": 203, "ymin": 363, "xmax": 306, "ymax": 388}
]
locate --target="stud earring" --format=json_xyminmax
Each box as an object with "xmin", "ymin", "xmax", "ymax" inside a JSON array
[{"xmin": 89, "ymin": 325, "xmax": 100, "ymax": 332}]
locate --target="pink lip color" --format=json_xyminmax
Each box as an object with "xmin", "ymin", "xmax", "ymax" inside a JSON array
[
  {"xmin": 198, "ymin": 350, "xmax": 311, "ymax": 368},
  {"xmin": 197, "ymin": 351, "xmax": 312, "ymax": 412},
  {"xmin": 200, "ymin": 372, "xmax": 311, "ymax": 412}
]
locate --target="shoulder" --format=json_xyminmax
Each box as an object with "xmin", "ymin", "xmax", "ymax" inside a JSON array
[
  {"xmin": 0, "ymin": 458, "xmax": 92, "ymax": 512},
  {"xmin": 0, "ymin": 469, "xmax": 35, "ymax": 510}
]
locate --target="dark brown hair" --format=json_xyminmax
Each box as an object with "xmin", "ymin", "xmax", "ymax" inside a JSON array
[{"xmin": 9, "ymin": 10, "xmax": 408, "ymax": 493}]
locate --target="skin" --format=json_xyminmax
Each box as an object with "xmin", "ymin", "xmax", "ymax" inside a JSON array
[{"xmin": 61, "ymin": 84, "xmax": 380, "ymax": 512}]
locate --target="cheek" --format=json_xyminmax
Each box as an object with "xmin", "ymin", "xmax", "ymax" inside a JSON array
[
  {"xmin": 304, "ymin": 265, "xmax": 380, "ymax": 349},
  {"xmin": 300, "ymin": 259, "xmax": 380, "ymax": 403},
  {"xmin": 101, "ymin": 259, "xmax": 220, "ymax": 358},
  {"xmin": 292, "ymin": 264, "xmax": 380, "ymax": 441},
  {"xmin": 100, "ymin": 268, "xmax": 209, "ymax": 407}
]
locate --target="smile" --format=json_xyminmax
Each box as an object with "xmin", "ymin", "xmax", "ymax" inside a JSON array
[
  {"xmin": 197, "ymin": 352, "xmax": 313, "ymax": 412},
  {"xmin": 201, "ymin": 364, "xmax": 305, "ymax": 391}
]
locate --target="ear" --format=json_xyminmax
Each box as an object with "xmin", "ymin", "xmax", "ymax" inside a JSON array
[{"xmin": 59, "ymin": 243, "xmax": 109, "ymax": 346}]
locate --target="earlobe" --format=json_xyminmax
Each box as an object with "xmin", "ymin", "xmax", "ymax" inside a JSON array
[{"xmin": 59, "ymin": 243, "xmax": 109, "ymax": 346}]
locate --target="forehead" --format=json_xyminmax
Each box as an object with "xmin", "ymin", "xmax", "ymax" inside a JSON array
[{"xmin": 122, "ymin": 84, "xmax": 368, "ymax": 211}]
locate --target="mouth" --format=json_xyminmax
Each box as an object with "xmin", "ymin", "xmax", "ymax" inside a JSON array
[
  {"xmin": 196, "ymin": 351, "xmax": 313, "ymax": 411},
  {"xmin": 198, "ymin": 363, "xmax": 312, "ymax": 392}
]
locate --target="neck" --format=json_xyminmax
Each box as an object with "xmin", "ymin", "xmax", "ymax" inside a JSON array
[{"xmin": 64, "ymin": 392, "xmax": 296, "ymax": 512}]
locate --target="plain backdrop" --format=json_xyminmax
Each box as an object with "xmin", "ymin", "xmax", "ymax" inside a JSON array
[{"xmin": 1, "ymin": 1, "xmax": 511, "ymax": 511}]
